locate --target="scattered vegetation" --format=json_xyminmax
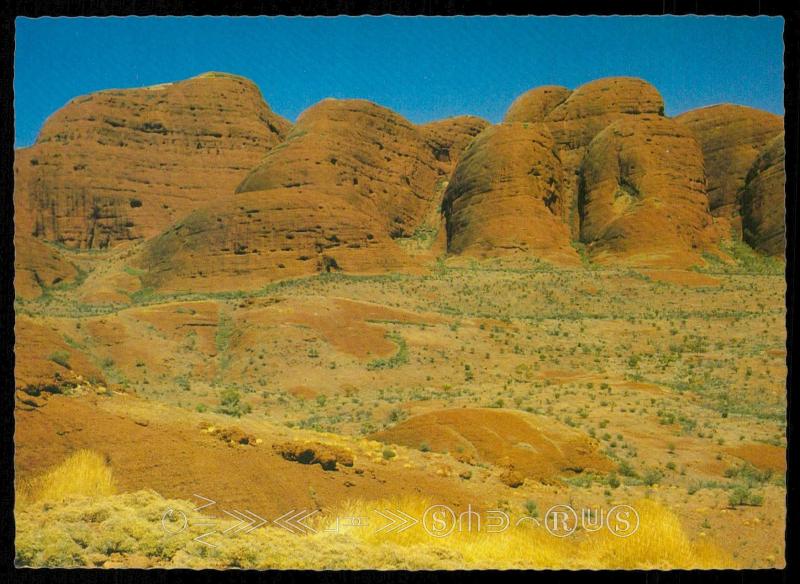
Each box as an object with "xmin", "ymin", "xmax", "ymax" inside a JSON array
[
  {"xmin": 367, "ymin": 333, "xmax": 409, "ymax": 370},
  {"xmin": 216, "ymin": 388, "xmax": 251, "ymax": 418}
]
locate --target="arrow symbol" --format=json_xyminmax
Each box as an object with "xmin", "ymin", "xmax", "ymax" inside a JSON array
[
  {"xmin": 192, "ymin": 494, "xmax": 217, "ymax": 511},
  {"xmin": 221, "ymin": 509, "xmax": 268, "ymax": 535},
  {"xmin": 273, "ymin": 509, "xmax": 319, "ymax": 534},
  {"xmin": 222, "ymin": 509, "xmax": 254, "ymax": 534},
  {"xmin": 193, "ymin": 530, "xmax": 217, "ymax": 547},
  {"xmin": 375, "ymin": 509, "xmax": 418, "ymax": 533},
  {"xmin": 243, "ymin": 510, "xmax": 268, "ymax": 533}
]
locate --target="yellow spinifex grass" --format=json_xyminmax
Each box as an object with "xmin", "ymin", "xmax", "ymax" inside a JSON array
[
  {"xmin": 18, "ymin": 449, "xmax": 116, "ymax": 504},
  {"xmin": 15, "ymin": 459, "xmax": 732, "ymax": 569},
  {"xmin": 586, "ymin": 498, "xmax": 729, "ymax": 569},
  {"xmin": 318, "ymin": 496, "xmax": 732, "ymax": 569}
]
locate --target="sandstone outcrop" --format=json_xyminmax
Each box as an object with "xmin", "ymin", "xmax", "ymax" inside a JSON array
[
  {"xmin": 675, "ymin": 104, "xmax": 783, "ymax": 232},
  {"xmin": 236, "ymin": 98, "xmax": 445, "ymax": 238},
  {"xmin": 14, "ymin": 235, "xmax": 79, "ymax": 299},
  {"xmin": 503, "ymin": 85, "xmax": 571, "ymax": 123},
  {"xmin": 419, "ymin": 115, "xmax": 491, "ymax": 175},
  {"xmin": 545, "ymin": 77, "xmax": 666, "ymax": 234},
  {"xmin": 578, "ymin": 115, "xmax": 716, "ymax": 266},
  {"xmin": 14, "ymin": 72, "xmax": 290, "ymax": 249},
  {"xmin": 139, "ymin": 99, "xmax": 452, "ymax": 290},
  {"xmin": 742, "ymin": 132, "xmax": 786, "ymax": 256},
  {"xmin": 442, "ymin": 123, "xmax": 578, "ymax": 263},
  {"xmin": 14, "ymin": 72, "xmax": 787, "ymax": 291}
]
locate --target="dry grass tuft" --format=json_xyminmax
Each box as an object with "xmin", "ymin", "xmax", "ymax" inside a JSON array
[
  {"xmin": 321, "ymin": 496, "xmax": 732, "ymax": 569},
  {"xmin": 17, "ymin": 449, "xmax": 115, "ymax": 504}
]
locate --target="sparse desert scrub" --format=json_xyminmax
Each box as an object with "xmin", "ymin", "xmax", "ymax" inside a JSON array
[{"xmin": 14, "ymin": 255, "xmax": 786, "ymax": 567}]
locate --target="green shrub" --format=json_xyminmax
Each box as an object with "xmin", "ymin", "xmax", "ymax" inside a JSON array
[
  {"xmin": 728, "ymin": 485, "xmax": 764, "ymax": 507},
  {"xmin": 523, "ymin": 500, "xmax": 539, "ymax": 518},
  {"xmin": 49, "ymin": 351, "xmax": 71, "ymax": 369},
  {"xmin": 217, "ymin": 388, "xmax": 250, "ymax": 418}
]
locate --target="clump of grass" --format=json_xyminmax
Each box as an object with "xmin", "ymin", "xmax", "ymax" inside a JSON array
[
  {"xmin": 367, "ymin": 333, "xmax": 409, "ymax": 370},
  {"xmin": 325, "ymin": 496, "xmax": 730, "ymax": 569},
  {"xmin": 18, "ymin": 450, "xmax": 115, "ymax": 504},
  {"xmin": 48, "ymin": 350, "xmax": 71, "ymax": 369},
  {"xmin": 697, "ymin": 240, "xmax": 783, "ymax": 275},
  {"xmin": 523, "ymin": 500, "xmax": 539, "ymax": 518}
]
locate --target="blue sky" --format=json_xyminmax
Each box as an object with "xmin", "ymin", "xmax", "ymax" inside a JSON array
[{"xmin": 14, "ymin": 16, "xmax": 784, "ymax": 148}]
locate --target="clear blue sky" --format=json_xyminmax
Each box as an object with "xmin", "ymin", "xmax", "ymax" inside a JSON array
[{"xmin": 14, "ymin": 16, "xmax": 784, "ymax": 148}]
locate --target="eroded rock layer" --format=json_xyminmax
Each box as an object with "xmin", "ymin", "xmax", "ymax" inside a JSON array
[
  {"xmin": 138, "ymin": 189, "xmax": 410, "ymax": 292},
  {"xmin": 14, "ymin": 72, "xmax": 290, "ymax": 249},
  {"xmin": 236, "ymin": 99, "xmax": 446, "ymax": 239},
  {"xmin": 442, "ymin": 123, "xmax": 578, "ymax": 263},
  {"xmin": 503, "ymin": 85, "xmax": 572, "ymax": 123},
  {"xmin": 675, "ymin": 104, "xmax": 783, "ymax": 231},
  {"xmin": 742, "ymin": 133, "xmax": 786, "ymax": 256},
  {"xmin": 419, "ymin": 115, "xmax": 490, "ymax": 174},
  {"xmin": 138, "ymin": 99, "xmax": 466, "ymax": 290},
  {"xmin": 14, "ymin": 236, "xmax": 79, "ymax": 300},
  {"xmin": 578, "ymin": 115, "xmax": 716, "ymax": 266}
]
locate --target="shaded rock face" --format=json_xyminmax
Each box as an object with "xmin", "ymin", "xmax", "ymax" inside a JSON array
[
  {"xmin": 14, "ymin": 72, "xmax": 290, "ymax": 249},
  {"xmin": 236, "ymin": 99, "xmax": 445, "ymax": 238},
  {"xmin": 545, "ymin": 77, "xmax": 666, "ymax": 234},
  {"xmin": 139, "ymin": 99, "xmax": 462, "ymax": 290},
  {"xmin": 442, "ymin": 123, "xmax": 578, "ymax": 263},
  {"xmin": 578, "ymin": 115, "xmax": 716, "ymax": 266},
  {"xmin": 503, "ymin": 85, "xmax": 572, "ymax": 123},
  {"xmin": 675, "ymin": 104, "xmax": 783, "ymax": 231},
  {"xmin": 742, "ymin": 132, "xmax": 786, "ymax": 256},
  {"xmin": 441, "ymin": 78, "xmax": 679, "ymax": 265},
  {"xmin": 138, "ymin": 189, "xmax": 410, "ymax": 292},
  {"xmin": 419, "ymin": 115, "xmax": 491, "ymax": 175}
]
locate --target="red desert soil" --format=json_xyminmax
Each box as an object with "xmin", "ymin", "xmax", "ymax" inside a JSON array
[
  {"xmin": 725, "ymin": 443, "xmax": 787, "ymax": 473},
  {"xmin": 14, "ymin": 393, "xmax": 483, "ymax": 516},
  {"xmin": 371, "ymin": 408, "xmax": 612, "ymax": 483},
  {"xmin": 244, "ymin": 296, "xmax": 445, "ymax": 359}
]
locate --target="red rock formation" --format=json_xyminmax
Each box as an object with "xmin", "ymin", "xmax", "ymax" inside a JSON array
[
  {"xmin": 442, "ymin": 123, "xmax": 578, "ymax": 264},
  {"xmin": 138, "ymin": 99, "xmax": 454, "ymax": 291},
  {"xmin": 675, "ymin": 104, "xmax": 783, "ymax": 233},
  {"xmin": 503, "ymin": 85, "xmax": 572, "ymax": 123},
  {"xmin": 545, "ymin": 77, "xmax": 666, "ymax": 235},
  {"xmin": 14, "ymin": 72, "xmax": 290, "ymax": 249},
  {"xmin": 14, "ymin": 235, "xmax": 80, "ymax": 300},
  {"xmin": 419, "ymin": 115, "xmax": 490, "ymax": 175},
  {"xmin": 579, "ymin": 115, "xmax": 717, "ymax": 266},
  {"xmin": 742, "ymin": 132, "xmax": 786, "ymax": 256},
  {"xmin": 236, "ymin": 98, "xmax": 445, "ymax": 238}
]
